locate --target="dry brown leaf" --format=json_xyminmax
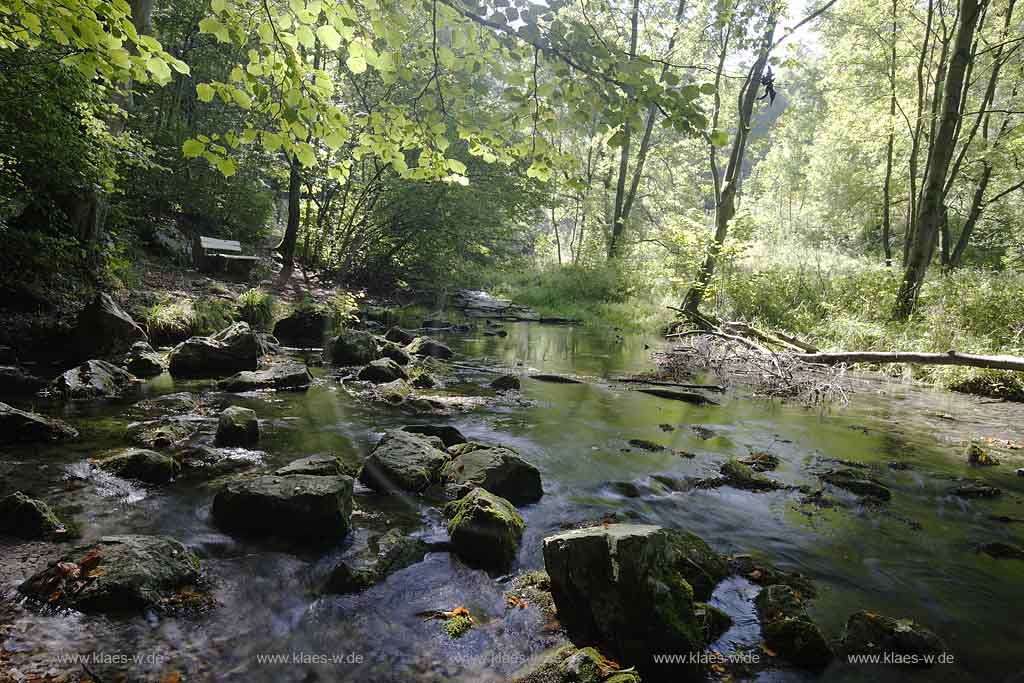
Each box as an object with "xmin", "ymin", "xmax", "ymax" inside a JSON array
[{"xmin": 57, "ymin": 562, "xmax": 80, "ymax": 578}]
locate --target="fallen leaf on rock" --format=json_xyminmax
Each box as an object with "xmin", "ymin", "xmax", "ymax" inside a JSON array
[
  {"xmin": 57, "ymin": 562, "xmax": 80, "ymax": 578},
  {"xmin": 505, "ymin": 595, "xmax": 528, "ymax": 609}
]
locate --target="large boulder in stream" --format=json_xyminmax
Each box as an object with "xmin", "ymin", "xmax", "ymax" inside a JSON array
[
  {"xmin": 323, "ymin": 529, "xmax": 431, "ymax": 593},
  {"xmin": 379, "ymin": 341, "xmax": 411, "ymax": 366},
  {"xmin": 838, "ymin": 611, "xmax": 945, "ymax": 664},
  {"xmin": 123, "ymin": 341, "xmax": 165, "ymax": 377},
  {"xmin": 212, "ymin": 474, "xmax": 354, "ymax": 541},
  {"xmin": 272, "ymin": 308, "xmax": 331, "ymax": 347},
  {"xmin": 71, "ymin": 292, "xmax": 148, "ymax": 358},
  {"xmin": 384, "ymin": 326, "xmax": 417, "ymax": 346},
  {"xmin": 125, "ymin": 418, "xmax": 196, "ymax": 449},
  {"xmin": 0, "ymin": 492, "xmax": 66, "ymax": 538},
  {"xmin": 19, "ymin": 535, "xmax": 206, "ymax": 614},
  {"xmin": 401, "ymin": 424, "xmax": 467, "ymax": 447},
  {"xmin": 755, "ymin": 584, "xmax": 833, "ymax": 668},
  {"xmin": 215, "ymin": 406, "xmax": 259, "ymax": 447},
  {"xmin": 50, "ymin": 359, "xmax": 135, "ymax": 399},
  {"xmin": 405, "ymin": 336, "xmax": 454, "ymax": 360},
  {"xmin": 326, "ymin": 328, "xmax": 380, "ymax": 366},
  {"xmin": 542, "ymin": 524, "xmax": 711, "ymax": 681},
  {"xmin": 440, "ymin": 444, "xmax": 543, "ymax": 503},
  {"xmin": 0, "ymin": 402, "xmax": 78, "ymax": 444},
  {"xmin": 275, "ymin": 454, "xmax": 351, "ymax": 477},
  {"xmin": 444, "ymin": 488, "xmax": 524, "ymax": 570},
  {"xmin": 95, "ymin": 448, "xmax": 180, "ymax": 484},
  {"xmin": 358, "ymin": 430, "xmax": 450, "ymax": 493},
  {"xmin": 168, "ymin": 322, "xmax": 263, "ymax": 377},
  {"xmin": 357, "ymin": 358, "xmax": 408, "ymax": 384},
  {"xmin": 217, "ymin": 363, "xmax": 313, "ymax": 392}
]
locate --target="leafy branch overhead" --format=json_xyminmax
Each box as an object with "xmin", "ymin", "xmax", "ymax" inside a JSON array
[{"xmin": 183, "ymin": 0, "xmax": 718, "ymax": 183}]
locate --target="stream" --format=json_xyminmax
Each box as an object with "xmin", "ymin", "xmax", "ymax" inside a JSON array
[{"xmin": 2, "ymin": 321, "xmax": 1023, "ymax": 682}]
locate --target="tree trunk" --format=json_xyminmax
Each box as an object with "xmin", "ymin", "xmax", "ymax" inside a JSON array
[
  {"xmin": 881, "ymin": 0, "xmax": 897, "ymax": 266},
  {"xmin": 276, "ymin": 155, "xmax": 302, "ymax": 286},
  {"xmin": 682, "ymin": 13, "xmax": 776, "ymax": 315},
  {"xmin": 892, "ymin": 0, "xmax": 984, "ymax": 320},
  {"xmin": 796, "ymin": 350, "xmax": 1024, "ymax": 373},
  {"xmin": 948, "ymin": 163, "xmax": 991, "ymax": 269},
  {"xmin": 618, "ymin": 0, "xmax": 688, "ymax": 233},
  {"xmin": 607, "ymin": 0, "xmax": 640, "ymax": 259},
  {"xmin": 903, "ymin": 0, "xmax": 935, "ymax": 266}
]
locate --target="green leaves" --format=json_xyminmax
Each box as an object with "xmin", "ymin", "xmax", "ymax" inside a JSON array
[
  {"xmin": 316, "ymin": 25, "xmax": 341, "ymax": 50},
  {"xmin": 709, "ymin": 129, "xmax": 730, "ymax": 147},
  {"xmin": 196, "ymin": 83, "xmax": 215, "ymax": 102},
  {"xmin": 182, "ymin": 139, "xmax": 205, "ymax": 158}
]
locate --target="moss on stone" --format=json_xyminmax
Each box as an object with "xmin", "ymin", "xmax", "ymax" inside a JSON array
[{"xmin": 446, "ymin": 614, "xmax": 474, "ymax": 638}]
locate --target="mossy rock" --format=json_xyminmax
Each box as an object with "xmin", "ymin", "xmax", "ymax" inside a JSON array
[
  {"xmin": 19, "ymin": 535, "xmax": 206, "ymax": 614},
  {"xmin": 444, "ymin": 488, "xmax": 524, "ymax": 569},
  {"xmin": 0, "ymin": 491, "xmax": 66, "ymax": 538},
  {"xmin": 0, "ymin": 402, "xmax": 78, "ymax": 444},
  {"xmin": 212, "ymin": 474, "xmax": 353, "ymax": 542},
  {"xmin": 441, "ymin": 445, "xmax": 543, "ymax": 504},
  {"xmin": 405, "ymin": 336, "xmax": 454, "ymax": 359},
  {"xmin": 720, "ymin": 458, "xmax": 784, "ymax": 491},
  {"xmin": 755, "ymin": 584, "xmax": 832, "ymax": 668},
  {"xmin": 326, "ymin": 328, "xmax": 380, "ymax": 366},
  {"xmin": 215, "ymin": 406, "xmax": 259, "ymax": 447},
  {"xmin": 358, "ymin": 430, "xmax": 449, "ymax": 493},
  {"xmin": 95, "ymin": 448, "xmax": 180, "ymax": 484},
  {"xmin": 696, "ymin": 602, "xmax": 732, "ymax": 643},
  {"xmin": 542, "ymin": 524, "xmax": 707, "ymax": 681},
  {"xmin": 357, "ymin": 358, "xmax": 408, "ymax": 384},
  {"xmin": 125, "ymin": 418, "xmax": 195, "ymax": 449},
  {"xmin": 839, "ymin": 610, "xmax": 945, "ymax": 663},
  {"xmin": 323, "ymin": 529, "xmax": 430, "ymax": 593}
]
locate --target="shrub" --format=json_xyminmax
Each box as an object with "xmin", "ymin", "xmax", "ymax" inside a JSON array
[{"xmin": 236, "ymin": 288, "xmax": 275, "ymax": 330}]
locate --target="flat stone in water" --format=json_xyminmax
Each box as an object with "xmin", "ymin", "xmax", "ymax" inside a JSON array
[
  {"xmin": 217, "ymin": 363, "xmax": 312, "ymax": 392},
  {"xmin": 18, "ymin": 535, "xmax": 205, "ymax": 614},
  {"xmin": 212, "ymin": 474, "xmax": 353, "ymax": 542},
  {"xmin": 0, "ymin": 401, "xmax": 78, "ymax": 444}
]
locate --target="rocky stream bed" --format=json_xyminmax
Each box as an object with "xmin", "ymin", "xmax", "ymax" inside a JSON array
[{"xmin": 1, "ymin": 294, "xmax": 1023, "ymax": 683}]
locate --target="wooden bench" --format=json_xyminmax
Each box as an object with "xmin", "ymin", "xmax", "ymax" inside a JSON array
[{"xmin": 193, "ymin": 236, "xmax": 260, "ymax": 276}]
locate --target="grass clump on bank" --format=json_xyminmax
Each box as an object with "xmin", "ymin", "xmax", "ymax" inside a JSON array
[
  {"xmin": 145, "ymin": 297, "xmax": 235, "ymax": 345},
  {"xmin": 236, "ymin": 288, "xmax": 276, "ymax": 330}
]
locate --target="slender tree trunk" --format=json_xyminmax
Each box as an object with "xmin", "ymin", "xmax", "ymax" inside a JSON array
[
  {"xmin": 904, "ymin": 0, "xmax": 935, "ymax": 265},
  {"xmin": 881, "ymin": 0, "xmax": 897, "ymax": 266},
  {"xmin": 893, "ymin": 0, "xmax": 985, "ymax": 320},
  {"xmin": 682, "ymin": 13, "xmax": 776, "ymax": 316},
  {"xmin": 618, "ymin": 0, "xmax": 688, "ymax": 232},
  {"xmin": 276, "ymin": 155, "xmax": 302, "ymax": 286},
  {"xmin": 607, "ymin": 0, "xmax": 640, "ymax": 258}
]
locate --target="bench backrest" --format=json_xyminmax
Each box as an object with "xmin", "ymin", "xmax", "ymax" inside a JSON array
[{"xmin": 199, "ymin": 236, "xmax": 242, "ymax": 254}]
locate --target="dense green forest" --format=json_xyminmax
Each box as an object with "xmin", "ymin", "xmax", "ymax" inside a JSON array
[{"xmin": 1, "ymin": 0, "xmax": 1022, "ymax": 388}]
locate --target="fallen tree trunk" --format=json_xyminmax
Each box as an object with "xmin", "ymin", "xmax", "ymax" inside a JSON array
[{"xmin": 795, "ymin": 350, "xmax": 1024, "ymax": 372}]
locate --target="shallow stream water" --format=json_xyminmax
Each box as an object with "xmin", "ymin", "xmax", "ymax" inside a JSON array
[{"xmin": 2, "ymin": 322, "xmax": 1023, "ymax": 682}]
